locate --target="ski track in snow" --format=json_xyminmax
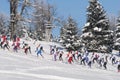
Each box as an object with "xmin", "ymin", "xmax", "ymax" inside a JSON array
[{"xmin": 0, "ymin": 70, "xmax": 82, "ymax": 80}]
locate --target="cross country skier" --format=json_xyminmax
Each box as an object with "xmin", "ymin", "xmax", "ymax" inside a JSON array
[
  {"xmin": 53, "ymin": 48, "xmax": 59, "ymax": 61},
  {"xmin": 23, "ymin": 44, "xmax": 31, "ymax": 55},
  {"xmin": 13, "ymin": 41, "xmax": 18, "ymax": 52},
  {"xmin": 36, "ymin": 44, "xmax": 44, "ymax": 58},
  {"xmin": 92, "ymin": 54, "xmax": 99, "ymax": 63},
  {"xmin": 0, "ymin": 35, "xmax": 6, "ymax": 48},
  {"xmin": 77, "ymin": 51, "xmax": 82, "ymax": 61},
  {"xmin": 103, "ymin": 55, "xmax": 108, "ymax": 69},
  {"xmin": 111, "ymin": 55, "xmax": 116, "ymax": 65},
  {"xmin": 3, "ymin": 40, "xmax": 10, "ymax": 50},
  {"xmin": 67, "ymin": 51, "xmax": 73, "ymax": 64},
  {"xmin": 50, "ymin": 46, "xmax": 55, "ymax": 55},
  {"xmin": 88, "ymin": 60, "xmax": 92, "ymax": 68},
  {"xmin": 71, "ymin": 51, "xmax": 75, "ymax": 61},
  {"xmin": 97, "ymin": 56, "xmax": 103, "ymax": 68},
  {"xmin": 59, "ymin": 51, "xmax": 64, "ymax": 61},
  {"xmin": 80, "ymin": 54, "xmax": 86, "ymax": 65},
  {"xmin": 117, "ymin": 60, "xmax": 120, "ymax": 72}
]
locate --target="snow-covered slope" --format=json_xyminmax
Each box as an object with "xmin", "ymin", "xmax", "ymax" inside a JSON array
[{"xmin": 0, "ymin": 40, "xmax": 119, "ymax": 80}]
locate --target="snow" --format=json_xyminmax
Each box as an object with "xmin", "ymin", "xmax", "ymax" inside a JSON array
[
  {"xmin": 82, "ymin": 32, "xmax": 94, "ymax": 38},
  {"xmin": 116, "ymin": 23, "xmax": 120, "ymax": 26},
  {"xmin": 84, "ymin": 22, "xmax": 90, "ymax": 27},
  {"xmin": 67, "ymin": 30, "xmax": 72, "ymax": 33},
  {"xmin": 59, "ymin": 39, "xmax": 64, "ymax": 43},
  {"xmin": 82, "ymin": 28, "xmax": 86, "ymax": 32},
  {"xmin": 66, "ymin": 43, "xmax": 71, "ymax": 48},
  {"xmin": 96, "ymin": 5, "xmax": 101, "ymax": 9},
  {"xmin": 97, "ymin": 19, "xmax": 106, "ymax": 24},
  {"xmin": 99, "ymin": 45, "xmax": 107, "ymax": 50},
  {"xmin": 72, "ymin": 35, "xmax": 75, "ymax": 38},
  {"xmin": 67, "ymin": 38, "xmax": 71, "ymax": 41},
  {"xmin": 94, "ymin": 27, "xmax": 98, "ymax": 31},
  {"xmin": 24, "ymin": 19, "xmax": 32, "ymax": 23},
  {"xmin": 107, "ymin": 30, "xmax": 113, "ymax": 33},
  {"xmin": 115, "ymin": 38, "xmax": 120, "ymax": 42},
  {"xmin": 93, "ymin": 27, "xmax": 102, "ymax": 32},
  {"xmin": 0, "ymin": 39, "xmax": 120, "ymax": 80},
  {"xmin": 114, "ymin": 42, "xmax": 120, "ymax": 46},
  {"xmin": 117, "ymin": 26, "xmax": 120, "ymax": 29}
]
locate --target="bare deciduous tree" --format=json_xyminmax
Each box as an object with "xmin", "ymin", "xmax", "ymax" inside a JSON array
[
  {"xmin": 9, "ymin": 0, "xmax": 33, "ymax": 39},
  {"xmin": 0, "ymin": 13, "xmax": 9, "ymax": 34},
  {"xmin": 32, "ymin": 0, "xmax": 57, "ymax": 40},
  {"xmin": 9, "ymin": 0, "xmax": 18, "ymax": 39}
]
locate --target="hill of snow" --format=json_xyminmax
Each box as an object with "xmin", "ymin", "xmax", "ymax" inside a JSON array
[{"xmin": 0, "ymin": 39, "xmax": 119, "ymax": 80}]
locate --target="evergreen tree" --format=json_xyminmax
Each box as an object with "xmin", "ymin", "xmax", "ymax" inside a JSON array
[
  {"xmin": 60, "ymin": 21, "xmax": 67, "ymax": 43},
  {"xmin": 60, "ymin": 16, "xmax": 80, "ymax": 51},
  {"xmin": 81, "ymin": 0, "xmax": 113, "ymax": 53},
  {"xmin": 114, "ymin": 16, "xmax": 120, "ymax": 50}
]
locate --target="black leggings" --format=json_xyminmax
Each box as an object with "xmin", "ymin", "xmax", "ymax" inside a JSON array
[
  {"xmin": 118, "ymin": 65, "xmax": 120, "ymax": 70},
  {"xmin": 103, "ymin": 62, "xmax": 107, "ymax": 69}
]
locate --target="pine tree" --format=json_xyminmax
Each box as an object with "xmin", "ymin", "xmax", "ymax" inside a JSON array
[
  {"xmin": 60, "ymin": 21, "xmax": 67, "ymax": 43},
  {"xmin": 60, "ymin": 16, "xmax": 80, "ymax": 51},
  {"xmin": 81, "ymin": 0, "xmax": 113, "ymax": 53},
  {"xmin": 114, "ymin": 16, "xmax": 120, "ymax": 50}
]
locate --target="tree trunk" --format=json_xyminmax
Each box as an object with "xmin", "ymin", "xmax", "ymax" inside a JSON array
[{"xmin": 10, "ymin": 0, "xmax": 18, "ymax": 40}]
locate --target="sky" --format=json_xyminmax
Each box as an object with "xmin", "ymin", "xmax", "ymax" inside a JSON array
[{"xmin": 0, "ymin": 0, "xmax": 120, "ymax": 37}]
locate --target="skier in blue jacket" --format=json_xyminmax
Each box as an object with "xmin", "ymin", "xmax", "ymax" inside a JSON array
[{"xmin": 36, "ymin": 44, "xmax": 44, "ymax": 58}]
